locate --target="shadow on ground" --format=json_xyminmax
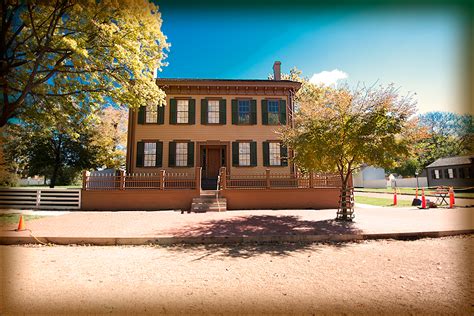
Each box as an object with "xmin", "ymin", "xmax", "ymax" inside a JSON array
[{"xmin": 159, "ymin": 215, "xmax": 362, "ymax": 258}]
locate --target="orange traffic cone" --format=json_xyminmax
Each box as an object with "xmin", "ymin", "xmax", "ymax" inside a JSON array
[
  {"xmin": 449, "ymin": 187, "xmax": 455, "ymax": 208},
  {"xmin": 393, "ymin": 189, "xmax": 397, "ymax": 206},
  {"xmin": 16, "ymin": 215, "xmax": 26, "ymax": 231},
  {"xmin": 421, "ymin": 189, "xmax": 426, "ymax": 209}
]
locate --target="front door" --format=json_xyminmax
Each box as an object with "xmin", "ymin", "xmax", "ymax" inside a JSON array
[{"xmin": 201, "ymin": 145, "xmax": 225, "ymax": 189}]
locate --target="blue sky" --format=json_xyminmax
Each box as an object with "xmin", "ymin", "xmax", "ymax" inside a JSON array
[{"xmin": 158, "ymin": 4, "xmax": 469, "ymax": 114}]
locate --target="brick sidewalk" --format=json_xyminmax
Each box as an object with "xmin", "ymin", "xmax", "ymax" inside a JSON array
[{"xmin": 1, "ymin": 207, "xmax": 473, "ymax": 242}]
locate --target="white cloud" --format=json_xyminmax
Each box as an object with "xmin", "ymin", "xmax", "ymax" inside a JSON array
[{"xmin": 309, "ymin": 69, "xmax": 348, "ymax": 86}]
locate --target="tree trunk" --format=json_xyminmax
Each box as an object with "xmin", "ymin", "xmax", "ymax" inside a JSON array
[
  {"xmin": 338, "ymin": 170, "xmax": 353, "ymax": 221},
  {"xmin": 49, "ymin": 137, "xmax": 62, "ymax": 188}
]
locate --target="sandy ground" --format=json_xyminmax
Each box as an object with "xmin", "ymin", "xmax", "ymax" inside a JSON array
[{"xmin": 1, "ymin": 236, "xmax": 472, "ymax": 315}]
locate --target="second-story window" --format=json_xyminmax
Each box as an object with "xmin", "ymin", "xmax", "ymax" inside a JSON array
[
  {"xmin": 238, "ymin": 100, "xmax": 250, "ymax": 124},
  {"xmin": 145, "ymin": 105, "xmax": 158, "ymax": 123},
  {"xmin": 176, "ymin": 142, "xmax": 188, "ymax": 166},
  {"xmin": 268, "ymin": 100, "xmax": 280, "ymax": 125},
  {"xmin": 208, "ymin": 100, "xmax": 220, "ymax": 123},
  {"xmin": 177, "ymin": 100, "xmax": 189, "ymax": 123}
]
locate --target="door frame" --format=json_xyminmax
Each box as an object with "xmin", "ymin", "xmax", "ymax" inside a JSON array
[{"xmin": 197, "ymin": 141, "xmax": 230, "ymax": 178}]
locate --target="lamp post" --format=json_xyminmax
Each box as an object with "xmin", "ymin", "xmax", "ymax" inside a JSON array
[{"xmin": 415, "ymin": 171, "xmax": 419, "ymax": 188}]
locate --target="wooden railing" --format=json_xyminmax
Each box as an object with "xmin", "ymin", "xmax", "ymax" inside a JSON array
[
  {"xmin": 83, "ymin": 169, "xmax": 198, "ymax": 191},
  {"xmin": 219, "ymin": 167, "xmax": 341, "ymax": 190}
]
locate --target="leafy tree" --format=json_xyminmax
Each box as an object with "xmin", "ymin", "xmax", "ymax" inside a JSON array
[
  {"xmin": 281, "ymin": 82, "xmax": 416, "ymax": 220},
  {"xmin": 0, "ymin": 0, "xmax": 169, "ymax": 126}
]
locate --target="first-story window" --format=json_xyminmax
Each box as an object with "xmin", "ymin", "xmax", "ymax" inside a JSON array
[
  {"xmin": 268, "ymin": 100, "xmax": 280, "ymax": 125},
  {"xmin": 144, "ymin": 142, "xmax": 157, "ymax": 167},
  {"xmin": 208, "ymin": 100, "xmax": 220, "ymax": 123},
  {"xmin": 238, "ymin": 142, "xmax": 251, "ymax": 166},
  {"xmin": 176, "ymin": 142, "xmax": 188, "ymax": 166},
  {"xmin": 434, "ymin": 169, "xmax": 440, "ymax": 179},
  {"xmin": 448, "ymin": 168, "xmax": 454, "ymax": 179},
  {"xmin": 177, "ymin": 100, "xmax": 189, "ymax": 123},
  {"xmin": 145, "ymin": 104, "xmax": 158, "ymax": 123},
  {"xmin": 269, "ymin": 142, "xmax": 281, "ymax": 166}
]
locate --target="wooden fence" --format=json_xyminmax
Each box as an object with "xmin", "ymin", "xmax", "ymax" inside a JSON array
[
  {"xmin": 83, "ymin": 170, "xmax": 198, "ymax": 190},
  {"xmin": 219, "ymin": 168, "xmax": 342, "ymax": 190},
  {"xmin": 0, "ymin": 188, "xmax": 81, "ymax": 209}
]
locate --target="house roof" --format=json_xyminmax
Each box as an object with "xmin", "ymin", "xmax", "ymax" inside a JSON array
[
  {"xmin": 426, "ymin": 155, "xmax": 474, "ymax": 168},
  {"xmin": 155, "ymin": 78, "xmax": 302, "ymax": 89}
]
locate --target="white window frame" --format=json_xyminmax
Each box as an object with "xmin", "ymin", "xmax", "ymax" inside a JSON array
[
  {"xmin": 177, "ymin": 100, "xmax": 189, "ymax": 124},
  {"xmin": 208, "ymin": 100, "xmax": 220, "ymax": 124},
  {"xmin": 144, "ymin": 142, "xmax": 157, "ymax": 167},
  {"xmin": 448, "ymin": 168, "xmax": 454, "ymax": 179},
  {"xmin": 238, "ymin": 142, "xmax": 251, "ymax": 166},
  {"xmin": 176, "ymin": 142, "xmax": 188, "ymax": 167},
  {"xmin": 145, "ymin": 104, "xmax": 158, "ymax": 123},
  {"xmin": 434, "ymin": 169, "xmax": 440, "ymax": 179},
  {"xmin": 269, "ymin": 142, "xmax": 281, "ymax": 166}
]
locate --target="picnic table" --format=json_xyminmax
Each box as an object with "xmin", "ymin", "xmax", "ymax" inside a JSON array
[{"xmin": 432, "ymin": 187, "xmax": 449, "ymax": 206}]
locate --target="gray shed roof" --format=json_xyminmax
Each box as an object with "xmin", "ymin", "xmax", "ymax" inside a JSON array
[{"xmin": 426, "ymin": 155, "xmax": 474, "ymax": 168}]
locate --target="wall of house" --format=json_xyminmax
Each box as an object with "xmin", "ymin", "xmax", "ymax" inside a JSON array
[
  {"xmin": 221, "ymin": 188, "xmax": 340, "ymax": 210},
  {"xmin": 129, "ymin": 92, "xmax": 293, "ymax": 175},
  {"xmin": 426, "ymin": 164, "xmax": 474, "ymax": 187},
  {"xmin": 81, "ymin": 190, "xmax": 199, "ymax": 211}
]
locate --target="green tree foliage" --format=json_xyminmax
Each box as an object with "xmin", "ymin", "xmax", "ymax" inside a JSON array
[
  {"xmin": 0, "ymin": 0, "xmax": 169, "ymax": 126},
  {"xmin": 281, "ymin": 81, "xmax": 416, "ymax": 219}
]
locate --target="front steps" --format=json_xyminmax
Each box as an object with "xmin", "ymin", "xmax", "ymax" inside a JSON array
[{"xmin": 191, "ymin": 190, "xmax": 227, "ymax": 212}]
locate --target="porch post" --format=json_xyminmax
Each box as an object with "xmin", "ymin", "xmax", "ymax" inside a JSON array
[
  {"xmin": 266, "ymin": 169, "xmax": 271, "ymax": 189},
  {"xmin": 196, "ymin": 167, "xmax": 202, "ymax": 192},
  {"xmin": 309, "ymin": 172, "xmax": 314, "ymax": 188},
  {"xmin": 160, "ymin": 170, "xmax": 165, "ymax": 190},
  {"xmin": 119, "ymin": 170, "xmax": 125, "ymax": 190},
  {"xmin": 221, "ymin": 167, "xmax": 227, "ymax": 190}
]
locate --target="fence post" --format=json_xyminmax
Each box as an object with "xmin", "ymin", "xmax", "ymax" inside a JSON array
[
  {"xmin": 196, "ymin": 167, "xmax": 202, "ymax": 192},
  {"xmin": 36, "ymin": 190, "xmax": 41, "ymax": 209},
  {"xmin": 221, "ymin": 167, "xmax": 227, "ymax": 190},
  {"xmin": 160, "ymin": 170, "xmax": 165, "ymax": 190},
  {"xmin": 309, "ymin": 172, "xmax": 314, "ymax": 188},
  {"xmin": 82, "ymin": 170, "xmax": 90, "ymax": 190},
  {"xmin": 119, "ymin": 170, "xmax": 125, "ymax": 190},
  {"xmin": 266, "ymin": 169, "xmax": 271, "ymax": 189}
]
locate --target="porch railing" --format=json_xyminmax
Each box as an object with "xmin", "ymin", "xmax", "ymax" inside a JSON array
[{"xmin": 218, "ymin": 167, "xmax": 342, "ymax": 190}]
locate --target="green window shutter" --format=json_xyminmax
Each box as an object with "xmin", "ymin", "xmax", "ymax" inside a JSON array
[
  {"xmin": 250, "ymin": 99, "xmax": 257, "ymax": 125},
  {"xmin": 169, "ymin": 99, "xmax": 177, "ymax": 124},
  {"xmin": 232, "ymin": 142, "xmax": 239, "ymax": 166},
  {"xmin": 261, "ymin": 100, "xmax": 268, "ymax": 125},
  {"xmin": 136, "ymin": 141, "xmax": 144, "ymax": 167},
  {"xmin": 219, "ymin": 99, "xmax": 227, "ymax": 125},
  {"xmin": 231, "ymin": 100, "xmax": 238, "ymax": 124},
  {"xmin": 279, "ymin": 100, "xmax": 287, "ymax": 125},
  {"xmin": 187, "ymin": 142, "xmax": 194, "ymax": 167},
  {"xmin": 158, "ymin": 105, "xmax": 165, "ymax": 124},
  {"xmin": 188, "ymin": 99, "xmax": 196, "ymax": 124},
  {"xmin": 138, "ymin": 107, "xmax": 145, "ymax": 124},
  {"xmin": 168, "ymin": 141, "xmax": 176, "ymax": 167},
  {"xmin": 280, "ymin": 144, "xmax": 288, "ymax": 166},
  {"xmin": 201, "ymin": 99, "xmax": 208, "ymax": 124},
  {"xmin": 155, "ymin": 141, "xmax": 163, "ymax": 167},
  {"xmin": 250, "ymin": 142, "xmax": 257, "ymax": 166},
  {"xmin": 263, "ymin": 141, "xmax": 270, "ymax": 166}
]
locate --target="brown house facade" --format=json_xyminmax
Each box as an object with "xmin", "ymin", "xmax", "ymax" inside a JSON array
[{"xmin": 126, "ymin": 62, "xmax": 301, "ymax": 189}]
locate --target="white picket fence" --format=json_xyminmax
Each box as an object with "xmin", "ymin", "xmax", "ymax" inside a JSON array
[{"xmin": 0, "ymin": 188, "xmax": 81, "ymax": 210}]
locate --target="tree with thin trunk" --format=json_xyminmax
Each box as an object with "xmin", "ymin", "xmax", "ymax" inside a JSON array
[
  {"xmin": 0, "ymin": 0, "xmax": 168, "ymax": 127},
  {"xmin": 281, "ymin": 80, "xmax": 416, "ymax": 220}
]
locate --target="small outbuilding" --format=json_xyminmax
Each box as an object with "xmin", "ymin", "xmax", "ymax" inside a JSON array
[{"xmin": 425, "ymin": 155, "xmax": 474, "ymax": 187}]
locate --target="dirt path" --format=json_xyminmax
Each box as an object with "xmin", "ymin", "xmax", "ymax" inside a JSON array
[{"xmin": 1, "ymin": 236, "xmax": 472, "ymax": 315}]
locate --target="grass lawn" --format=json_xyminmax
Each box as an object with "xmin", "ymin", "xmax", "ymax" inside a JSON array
[
  {"xmin": 354, "ymin": 196, "xmax": 413, "ymax": 207},
  {"xmin": 355, "ymin": 187, "xmax": 474, "ymax": 198},
  {"xmin": 0, "ymin": 213, "xmax": 45, "ymax": 226}
]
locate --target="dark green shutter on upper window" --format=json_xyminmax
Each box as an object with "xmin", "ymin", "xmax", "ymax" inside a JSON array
[
  {"xmin": 279, "ymin": 100, "xmax": 287, "ymax": 125},
  {"xmin": 263, "ymin": 141, "xmax": 270, "ymax": 166},
  {"xmin": 219, "ymin": 99, "xmax": 227, "ymax": 124},
  {"xmin": 168, "ymin": 141, "xmax": 176, "ymax": 167},
  {"xmin": 138, "ymin": 107, "xmax": 145, "ymax": 124},
  {"xmin": 189, "ymin": 99, "xmax": 196, "ymax": 124},
  {"xmin": 250, "ymin": 100, "xmax": 257, "ymax": 125},
  {"xmin": 158, "ymin": 105, "xmax": 165, "ymax": 124},
  {"xmin": 231, "ymin": 100, "xmax": 238, "ymax": 124},
  {"xmin": 232, "ymin": 142, "xmax": 239, "ymax": 166},
  {"xmin": 280, "ymin": 144, "xmax": 288, "ymax": 166},
  {"xmin": 201, "ymin": 99, "xmax": 208, "ymax": 124},
  {"xmin": 187, "ymin": 142, "xmax": 194, "ymax": 167},
  {"xmin": 136, "ymin": 141, "xmax": 144, "ymax": 167},
  {"xmin": 261, "ymin": 100, "xmax": 268, "ymax": 125},
  {"xmin": 250, "ymin": 142, "xmax": 257, "ymax": 166},
  {"xmin": 169, "ymin": 99, "xmax": 177, "ymax": 124},
  {"xmin": 155, "ymin": 141, "xmax": 163, "ymax": 167}
]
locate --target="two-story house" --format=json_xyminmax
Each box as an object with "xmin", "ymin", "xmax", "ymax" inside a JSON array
[{"xmin": 125, "ymin": 61, "xmax": 302, "ymax": 190}]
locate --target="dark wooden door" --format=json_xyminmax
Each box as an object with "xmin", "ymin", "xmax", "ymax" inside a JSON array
[{"xmin": 206, "ymin": 148, "xmax": 221, "ymax": 179}]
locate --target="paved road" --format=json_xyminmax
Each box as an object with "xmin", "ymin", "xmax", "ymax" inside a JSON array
[
  {"xmin": 1, "ymin": 236, "xmax": 472, "ymax": 315},
  {"xmin": 355, "ymin": 191, "xmax": 474, "ymax": 207}
]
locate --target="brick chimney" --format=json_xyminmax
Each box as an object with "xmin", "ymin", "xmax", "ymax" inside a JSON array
[{"xmin": 273, "ymin": 61, "xmax": 281, "ymax": 80}]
